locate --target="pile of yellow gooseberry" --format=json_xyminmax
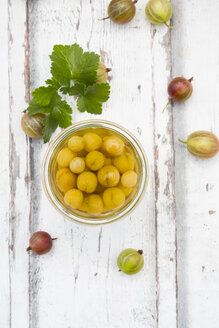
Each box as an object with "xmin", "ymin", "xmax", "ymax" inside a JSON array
[{"xmin": 55, "ymin": 131, "xmax": 139, "ymax": 216}]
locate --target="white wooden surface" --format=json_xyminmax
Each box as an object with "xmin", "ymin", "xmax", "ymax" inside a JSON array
[{"xmin": 1, "ymin": 0, "xmax": 219, "ymax": 327}]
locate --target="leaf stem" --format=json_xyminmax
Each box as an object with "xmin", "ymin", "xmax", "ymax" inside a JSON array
[
  {"xmin": 178, "ymin": 139, "xmax": 188, "ymax": 144},
  {"xmin": 162, "ymin": 100, "xmax": 171, "ymax": 113}
]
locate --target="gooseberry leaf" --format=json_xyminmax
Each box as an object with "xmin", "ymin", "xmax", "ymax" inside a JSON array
[
  {"xmin": 32, "ymin": 86, "xmax": 57, "ymax": 106},
  {"xmin": 42, "ymin": 114, "xmax": 58, "ymax": 143},
  {"xmin": 77, "ymin": 83, "xmax": 110, "ymax": 114},
  {"xmin": 68, "ymin": 82, "xmax": 86, "ymax": 96},
  {"xmin": 50, "ymin": 44, "xmax": 99, "ymax": 87},
  {"xmin": 26, "ymin": 43, "xmax": 111, "ymax": 143},
  {"xmin": 45, "ymin": 78, "xmax": 61, "ymax": 89},
  {"xmin": 52, "ymin": 101, "xmax": 72, "ymax": 128},
  {"xmin": 27, "ymin": 99, "xmax": 51, "ymax": 115}
]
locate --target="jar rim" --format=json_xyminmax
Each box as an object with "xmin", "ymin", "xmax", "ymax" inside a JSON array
[{"xmin": 41, "ymin": 119, "xmax": 149, "ymax": 225}]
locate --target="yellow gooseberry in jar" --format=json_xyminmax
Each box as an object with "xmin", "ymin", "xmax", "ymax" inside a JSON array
[
  {"xmin": 57, "ymin": 148, "xmax": 77, "ymax": 167},
  {"xmin": 77, "ymin": 171, "xmax": 98, "ymax": 193},
  {"xmin": 69, "ymin": 157, "xmax": 85, "ymax": 174},
  {"xmin": 113, "ymin": 152, "xmax": 135, "ymax": 173},
  {"xmin": 83, "ymin": 132, "xmax": 102, "ymax": 152},
  {"xmin": 64, "ymin": 188, "xmax": 84, "ymax": 209},
  {"xmin": 118, "ymin": 182, "xmax": 133, "ymax": 197},
  {"xmin": 56, "ymin": 168, "xmax": 77, "ymax": 193},
  {"xmin": 103, "ymin": 136, "xmax": 125, "ymax": 157},
  {"xmin": 121, "ymin": 170, "xmax": 137, "ymax": 188},
  {"xmin": 103, "ymin": 187, "xmax": 125, "ymax": 209},
  {"xmin": 86, "ymin": 151, "xmax": 105, "ymax": 171},
  {"xmin": 84, "ymin": 194, "xmax": 104, "ymax": 215},
  {"xmin": 68, "ymin": 136, "xmax": 85, "ymax": 152},
  {"xmin": 97, "ymin": 165, "xmax": 120, "ymax": 187}
]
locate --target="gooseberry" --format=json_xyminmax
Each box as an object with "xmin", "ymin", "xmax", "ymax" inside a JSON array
[
  {"xmin": 83, "ymin": 132, "xmax": 102, "ymax": 152},
  {"xmin": 113, "ymin": 152, "xmax": 135, "ymax": 173},
  {"xmin": 97, "ymin": 165, "xmax": 120, "ymax": 187},
  {"xmin": 178, "ymin": 131, "xmax": 219, "ymax": 158},
  {"xmin": 117, "ymin": 248, "xmax": 144, "ymax": 275},
  {"xmin": 84, "ymin": 194, "xmax": 104, "ymax": 215},
  {"xmin": 26, "ymin": 231, "xmax": 57, "ymax": 255},
  {"xmin": 103, "ymin": 187, "xmax": 125, "ymax": 209},
  {"xmin": 21, "ymin": 112, "xmax": 45, "ymax": 139},
  {"xmin": 103, "ymin": 136, "xmax": 125, "ymax": 157},
  {"xmin": 57, "ymin": 148, "xmax": 77, "ymax": 167},
  {"xmin": 145, "ymin": 0, "xmax": 173, "ymax": 28},
  {"xmin": 77, "ymin": 171, "xmax": 98, "ymax": 193},
  {"xmin": 97, "ymin": 62, "xmax": 112, "ymax": 83},
  {"xmin": 68, "ymin": 136, "xmax": 85, "ymax": 152},
  {"xmin": 118, "ymin": 182, "xmax": 133, "ymax": 196},
  {"xmin": 64, "ymin": 189, "xmax": 84, "ymax": 209},
  {"xmin": 69, "ymin": 157, "xmax": 85, "ymax": 174},
  {"xmin": 121, "ymin": 170, "xmax": 137, "ymax": 188},
  {"xmin": 86, "ymin": 151, "xmax": 105, "ymax": 171},
  {"xmin": 56, "ymin": 168, "xmax": 77, "ymax": 193},
  {"xmin": 101, "ymin": 0, "xmax": 138, "ymax": 24},
  {"xmin": 163, "ymin": 77, "xmax": 193, "ymax": 112}
]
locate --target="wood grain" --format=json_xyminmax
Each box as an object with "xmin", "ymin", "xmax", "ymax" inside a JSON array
[
  {"xmin": 0, "ymin": 1, "xmax": 10, "ymax": 326},
  {"xmin": 2, "ymin": 0, "xmax": 32, "ymax": 327},
  {"xmin": 172, "ymin": 1, "xmax": 219, "ymax": 327},
  {"xmin": 3, "ymin": 0, "xmax": 219, "ymax": 327}
]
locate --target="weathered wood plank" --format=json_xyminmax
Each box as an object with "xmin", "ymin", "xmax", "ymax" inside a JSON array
[
  {"xmin": 0, "ymin": 1, "xmax": 11, "ymax": 327},
  {"xmin": 172, "ymin": 1, "xmax": 219, "ymax": 327},
  {"xmin": 150, "ymin": 22, "xmax": 177, "ymax": 327},
  {"xmin": 28, "ymin": 0, "xmax": 158, "ymax": 327},
  {"xmin": 6, "ymin": 0, "xmax": 31, "ymax": 327}
]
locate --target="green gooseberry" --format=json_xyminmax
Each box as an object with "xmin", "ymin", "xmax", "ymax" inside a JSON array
[
  {"xmin": 178, "ymin": 131, "xmax": 219, "ymax": 159},
  {"xmin": 117, "ymin": 248, "xmax": 144, "ymax": 275},
  {"xmin": 21, "ymin": 112, "xmax": 45, "ymax": 139},
  {"xmin": 100, "ymin": 0, "xmax": 138, "ymax": 25},
  {"xmin": 97, "ymin": 62, "xmax": 112, "ymax": 83},
  {"xmin": 145, "ymin": 0, "xmax": 173, "ymax": 28}
]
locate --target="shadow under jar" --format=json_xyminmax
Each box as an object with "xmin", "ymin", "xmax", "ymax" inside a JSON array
[{"xmin": 42, "ymin": 120, "xmax": 148, "ymax": 225}]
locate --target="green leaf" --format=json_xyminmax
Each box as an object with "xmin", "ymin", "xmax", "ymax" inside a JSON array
[
  {"xmin": 50, "ymin": 44, "xmax": 99, "ymax": 87},
  {"xmin": 27, "ymin": 99, "xmax": 51, "ymax": 116},
  {"xmin": 77, "ymin": 83, "xmax": 110, "ymax": 114},
  {"xmin": 32, "ymin": 86, "xmax": 57, "ymax": 106},
  {"xmin": 42, "ymin": 114, "xmax": 58, "ymax": 143},
  {"xmin": 45, "ymin": 78, "xmax": 61, "ymax": 89},
  {"xmin": 68, "ymin": 82, "xmax": 86, "ymax": 96},
  {"xmin": 52, "ymin": 101, "xmax": 72, "ymax": 128}
]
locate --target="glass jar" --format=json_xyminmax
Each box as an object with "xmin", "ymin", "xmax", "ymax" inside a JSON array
[{"xmin": 42, "ymin": 120, "xmax": 148, "ymax": 225}]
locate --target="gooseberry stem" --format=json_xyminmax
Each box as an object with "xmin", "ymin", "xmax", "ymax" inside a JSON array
[
  {"xmin": 26, "ymin": 246, "xmax": 32, "ymax": 252},
  {"xmin": 178, "ymin": 139, "xmax": 187, "ymax": 144},
  {"xmin": 52, "ymin": 238, "xmax": 58, "ymax": 240},
  {"xmin": 165, "ymin": 22, "xmax": 175, "ymax": 29},
  {"xmin": 162, "ymin": 99, "xmax": 171, "ymax": 113},
  {"xmin": 133, "ymin": 0, "xmax": 138, "ymax": 3},
  {"xmin": 188, "ymin": 77, "xmax": 194, "ymax": 83},
  {"xmin": 106, "ymin": 68, "xmax": 112, "ymax": 72},
  {"xmin": 138, "ymin": 250, "xmax": 143, "ymax": 255},
  {"xmin": 99, "ymin": 16, "xmax": 110, "ymax": 21}
]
